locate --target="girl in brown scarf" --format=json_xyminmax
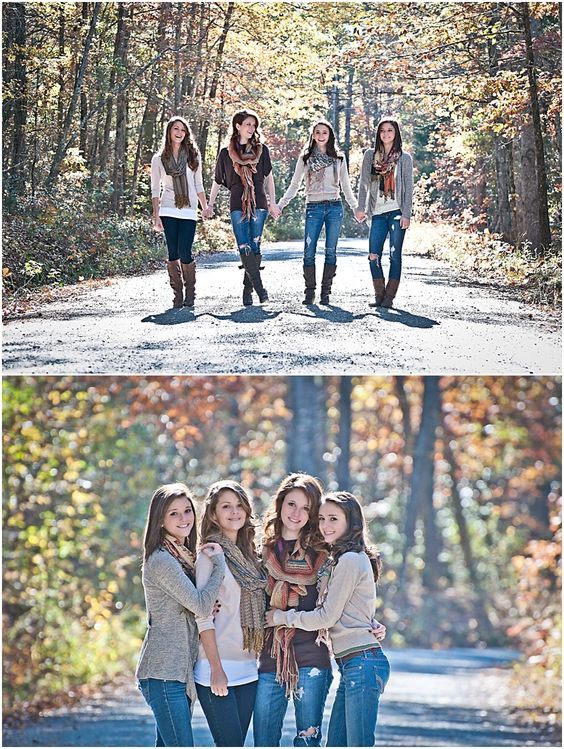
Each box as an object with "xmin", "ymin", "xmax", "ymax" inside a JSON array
[
  {"xmin": 194, "ymin": 480, "xmax": 266, "ymax": 747},
  {"xmin": 203, "ymin": 110, "xmax": 281, "ymax": 306},
  {"xmin": 151, "ymin": 117, "xmax": 209, "ymax": 310}
]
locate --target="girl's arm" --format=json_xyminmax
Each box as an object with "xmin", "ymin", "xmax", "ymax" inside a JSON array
[
  {"xmin": 277, "ymin": 158, "xmax": 305, "ymax": 211},
  {"xmin": 400, "ymin": 153, "xmax": 414, "ymax": 229},
  {"xmin": 194, "ymin": 163, "xmax": 208, "ymax": 212},
  {"xmin": 265, "ymin": 172, "xmax": 281, "ymax": 218},
  {"xmin": 357, "ymin": 150, "xmax": 372, "ymax": 215},
  {"xmin": 202, "ymin": 181, "xmax": 221, "ymax": 219},
  {"xmin": 149, "ymin": 551, "xmax": 225, "ymax": 617},
  {"xmin": 195, "ymin": 554, "xmax": 228, "ymax": 697},
  {"xmin": 339, "ymin": 159, "xmax": 365, "ymax": 221},
  {"xmin": 268, "ymin": 554, "xmax": 359, "ymax": 631},
  {"xmin": 150, "ymin": 155, "xmax": 164, "ymax": 231}
]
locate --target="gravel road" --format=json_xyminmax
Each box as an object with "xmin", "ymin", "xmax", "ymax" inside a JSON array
[
  {"xmin": 3, "ymin": 232, "xmax": 561, "ymax": 375},
  {"xmin": 3, "ymin": 648, "xmax": 560, "ymax": 747}
]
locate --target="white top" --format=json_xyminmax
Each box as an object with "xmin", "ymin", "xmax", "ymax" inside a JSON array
[
  {"xmin": 278, "ymin": 155, "xmax": 358, "ymax": 210},
  {"xmin": 193, "ymin": 553, "xmax": 258, "ymax": 687},
  {"xmin": 370, "ymin": 165, "xmax": 400, "ymax": 216},
  {"xmin": 151, "ymin": 153, "xmax": 204, "ymax": 221}
]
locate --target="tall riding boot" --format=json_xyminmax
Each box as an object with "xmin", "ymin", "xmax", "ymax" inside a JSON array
[
  {"xmin": 368, "ymin": 278, "xmax": 386, "ymax": 307},
  {"xmin": 242, "ymin": 272, "xmax": 253, "ymax": 306},
  {"xmin": 166, "ymin": 260, "xmax": 184, "ymax": 308},
  {"xmin": 303, "ymin": 265, "xmax": 316, "ymax": 305},
  {"xmin": 181, "ymin": 261, "xmax": 196, "ymax": 308},
  {"xmin": 381, "ymin": 278, "xmax": 400, "ymax": 308},
  {"xmin": 240, "ymin": 252, "xmax": 268, "ymax": 303},
  {"xmin": 319, "ymin": 263, "xmax": 336, "ymax": 305}
]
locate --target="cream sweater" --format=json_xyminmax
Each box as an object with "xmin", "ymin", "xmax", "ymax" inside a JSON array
[
  {"xmin": 151, "ymin": 153, "xmax": 204, "ymax": 220},
  {"xmin": 278, "ymin": 155, "xmax": 358, "ymax": 211},
  {"xmin": 271, "ymin": 551, "xmax": 378, "ymax": 658}
]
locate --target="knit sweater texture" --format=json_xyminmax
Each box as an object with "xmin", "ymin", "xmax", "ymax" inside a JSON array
[
  {"xmin": 279, "ymin": 155, "xmax": 358, "ymax": 210},
  {"xmin": 151, "ymin": 153, "xmax": 204, "ymax": 220},
  {"xmin": 357, "ymin": 150, "xmax": 413, "ymax": 221}
]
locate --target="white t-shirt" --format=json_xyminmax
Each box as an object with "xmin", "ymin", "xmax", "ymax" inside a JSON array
[
  {"xmin": 150, "ymin": 153, "xmax": 204, "ymax": 221},
  {"xmin": 193, "ymin": 554, "xmax": 258, "ymax": 687}
]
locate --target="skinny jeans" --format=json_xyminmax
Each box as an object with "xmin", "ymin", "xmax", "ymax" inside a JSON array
[
  {"xmin": 368, "ymin": 209, "xmax": 405, "ymax": 280},
  {"xmin": 161, "ymin": 216, "xmax": 197, "ymax": 264},
  {"xmin": 303, "ymin": 200, "xmax": 343, "ymax": 267},
  {"xmin": 138, "ymin": 678, "xmax": 194, "ymax": 747},
  {"xmin": 195, "ymin": 680, "xmax": 257, "ymax": 747}
]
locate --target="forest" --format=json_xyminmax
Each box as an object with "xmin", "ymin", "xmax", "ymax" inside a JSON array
[
  {"xmin": 2, "ymin": 375, "xmax": 561, "ymax": 719},
  {"xmin": 2, "ymin": 1, "xmax": 562, "ymax": 306}
]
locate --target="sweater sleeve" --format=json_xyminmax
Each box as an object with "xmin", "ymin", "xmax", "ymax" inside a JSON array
[
  {"xmin": 357, "ymin": 150, "xmax": 372, "ymax": 212},
  {"xmin": 401, "ymin": 152, "xmax": 414, "ymax": 219},
  {"xmin": 339, "ymin": 159, "xmax": 358, "ymax": 211},
  {"xmin": 271, "ymin": 554, "xmax": 359, "ymax": 631},
  {"xmin": 151, "ymin": 154, "xmax": 162, "ymax": 199},
  {"xmin": 193, "ymin": 161, "xmax": 204, "ymax": 195},
  {"xmin": 278, "ymin": 157, "xmax": 305, "ymax": 210},
  {"xmin": 194, "ymin": 553, "xmax": 215, "ymax": 633},
  {"xmin": 148, "ymin": 551, "xmax": 225, "ymax": 618}
]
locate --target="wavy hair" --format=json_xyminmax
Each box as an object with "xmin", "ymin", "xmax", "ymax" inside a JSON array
[
  {"xmin": 302, "ymin": 119, "xmax": 343, "ymax": 165},
  {"xmin": 229, "ymin": 109, "xmax": 263, "ymax": 149},
  {"xmin": 262, "ymin": 473, "xmax": 326, "ymax": 551},
  {"xmin": 160, "ymin": 116, "xmax": 200, "ymax": 171},
  {"xmin": 374, "ymin": 117, "xmax": 403, "ymax": 158},
  {"xmin": 322, "ymin": 491, "xmax": 381, "ymax": 582},
  {"xmin": 200, "ymin": 480, "xmax": 259, "ymax": 565},
  {"xmin": 142, "ymin": 483, "xmax": 197, "ymax": 563}
]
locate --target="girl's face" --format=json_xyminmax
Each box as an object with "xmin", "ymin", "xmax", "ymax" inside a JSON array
[
  {"xmin": 378, "ymin": 122, "xmax": 396, "ymax": 147},
  {"xmin": 162, "ymin": 497, "xmax": 194, "ymax": 543},
  {"xmin": 213, "ymin": 489, "xmax": 248, "ymax": 537},
  {"xmin": 280, "ymin": 489, "xmax": 311, "ymax": 540},
  {"xmin": 236, "ymin": 116, "xmax": 257, "ymax": 142},
  {"xmin": 318, "ymin": 501, "xmax": 348, "ymax": 544},
  {"xmin": 313, "ymin": 124, "xmax": 331, "ymax": 148},
  {"xmin": 170, "ymin": 121, "xmax": 187, "ymax": 146}
]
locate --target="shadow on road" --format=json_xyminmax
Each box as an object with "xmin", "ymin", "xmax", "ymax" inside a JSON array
[
  {"xmin": 292, "ymin": 304, "xmax": 440, "ymax": 329},
  {"xmin": 375, "ymin": 307, "xmax": 440, "ymax": 329}
]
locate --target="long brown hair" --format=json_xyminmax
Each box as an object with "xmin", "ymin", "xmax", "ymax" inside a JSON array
[
  {"xmin": 262, "ymin": 473, "xmax": 326, "ymax": 551},
  {"xmin": 374, "ymin": 117, "xmax": 403, "ymax": 158},
  {"xmin": 229, "ymin": 109, "xmax": 263, "ymax": 150},
  {"xmin": 142, "ymin": 483, "xmax": 197, "ymax": 563},
  {"xmin": 322, "ymin": 491, "xmax": 381, "ymax": 582},
  {"xmin": 160, "ymin": 116, "xmax": 200, "ymax": 171},
  {"xmin": 200, "ymin": 480, "xmax": 259, "ymax": 564},
  {"xmin": 303, "ymin": 119, "xmax": 343, "ymax": 164}
]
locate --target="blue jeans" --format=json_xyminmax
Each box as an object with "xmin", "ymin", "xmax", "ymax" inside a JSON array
[
  {"xmin": 326, "ymin": 648, "xmax": 390, "ymax": 747},
  {"xmin": 303, "ymin": 200, "xmax": 343, "ymax": 267},
  {"xmin": 253, "ymin": 667, "xmax": 333, "ymax": 746},
  {"xmin": 138, "ymin": 678, "xmax": 194, "ymax": 747},
  {"xmin": 196, "ymin": 680, "xmax": 257, "ymax": 747},
  {"xmin": 368, "ymin": 209, "xmax": 406, "ymax": 281},
  {"xmin": 161, "ymin": 217, "xmax": 197, "ymax": 264},
  {"xmin": 230, "ymin": 209, "xmax": 268, "ymax": 256}
]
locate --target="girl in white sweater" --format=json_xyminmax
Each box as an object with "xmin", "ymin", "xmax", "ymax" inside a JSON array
[{"xmin": 266, "ymin": 491, "xmax": 390, "ymax": 747}]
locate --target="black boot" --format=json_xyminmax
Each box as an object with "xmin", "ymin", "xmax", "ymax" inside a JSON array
[
  {"xmin": 240, "ymin": 252, "xmax": 268, "ymax": 303},
  {"xmin": 319, "ymin": 263, "xmax": 336, "ymax": 305},
  {"xmin": 242, "ymin": 272, "xmax": 253, "ymax": 306},
  {"xmin": 303, "ymin": 265, "xmax": 316, "ymax": 305}
]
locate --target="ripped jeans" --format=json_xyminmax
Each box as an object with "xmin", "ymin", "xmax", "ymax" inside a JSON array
[
  {"xmin": 303, "ymin": 200, "xmax": 343, "ymax": 268},
  {"xmin": 368, "ymin": 209, "xmax": 405, "ymax": 281},
  {"xmin": 230, "ymin": 208, "xmax": 268, "ymax": 256},
  {"xmin": 253, "ymin": 667, "xmax": 333, "ymax": 746}
]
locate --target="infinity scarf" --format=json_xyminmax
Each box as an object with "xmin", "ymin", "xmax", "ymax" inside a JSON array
[
  {"xmin": 228, "ymin": 141, "xmax": 263, "ymax": 220},
  {"xmin": 263, "ymin": 539, "xmax": 328, "ymax": 696},
  {"xmin": 161, "ymin": 149, "xmax": 191, "ymax": 209},
  {"xmin": 162, "ymin": 533, "xmax": 196, "ymax": 582},
  {"xmin": 207, "ymin": 531, "xmax": 267, "ymax": 653},
  {"xmin": 306, "ymin": 147, "xmax": 339, "ymax": 193},
  {"xmin": 371, "ymin": 149, "xmax": 401, "ymax": 200}
]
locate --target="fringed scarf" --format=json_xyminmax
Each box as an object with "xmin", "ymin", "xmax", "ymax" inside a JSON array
[
  {"xmin": 228, "ymin": 141, "xmax": 263, "ymax": 220},
  {"xmin": 162, "ymin": 533, "xmax": 196, "ymax": 582},
  {"xmin": 371, "ymin": 149, "xmax": 401, "ymax": 200},
  {"xmin": 206, "ymin": 531, "xmax": 267, "ymax": 653},
  {"xmin": 305, "ymin": 147, "xmax": 339, "ymax": 194},
  {"xmin": 161, "ymin": 149, "xmax": 191, "ymax": 209},
  {"xmin": 314, "ymin": 556, "xmax": 334, "ymax": 651},
  {"xmin": 263, "ymin": 539, "xmax": 328, "ymax": 697}
]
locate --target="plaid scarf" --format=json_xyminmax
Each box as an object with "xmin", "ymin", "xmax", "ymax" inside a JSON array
[
  {"xmin": 162, "ymin": 533, "xmax": 196, "ymax": 582},
  {"xmin": 207, "ymin": 531, "xmax": 267, "ymax": 653},
  {"xmin": 263, "ymin": 539, "xmax": 328, "ymax": 696},
  {"xmin": 228, "ymin": 141, "xmax": 263, "ymax": 220},
  {"xmin": 371, "ymin": 149, "xmax": 401, "ymax": 200},
  {"xmin": 305, "ymin": 146, "xmax": 339, "ymax": 193},
  {"xmin": 161, "ymin": 149, "xmax": 191, "ymax": 209}
]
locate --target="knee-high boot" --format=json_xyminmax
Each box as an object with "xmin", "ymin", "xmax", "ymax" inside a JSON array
[
  {"xmin": 368, "ymin": 278, "xmax": 386, "ymax": 307},
  {"xmin": 240, "ymin": 252, "xmax": 268, "ymax": 303},
  {"xmin": 319, "ymin": 263, "xmax": 336, "ymax": 305},
  {"xmin": 303, "ymin": 265, "xmax": 316, "ymax": 305},
  {"xmin": 381, "ymin": 279, "xmax": 400, "ymax": 308},
  {"xmin": 166, "ymin": 260, "xmax": 184, "ymax": 308},
  {"xmin": 181, "ymin": 261, "xmax": 196, "ymax": 308}
]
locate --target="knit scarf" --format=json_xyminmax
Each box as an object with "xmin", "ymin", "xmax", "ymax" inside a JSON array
[
  {"xmin": 206, "ymin": 531, "xmax": 267, "ymax": 653},
  {"xmin": 263, "ymin": 539, "xmax": 328, "ymax": 697},
  {"xmin": 314, "ymin": 556, "xmax": 334, "ymax": 651},
  {"xmin": 371, "ymin": 149, "xmax": 401, "ymax": 200},
  {"xmin": 161, "ymin": 149, "xmax": 191, "ymax": 209},
  {"xmin": 162, "ymin": 533, "xmax": 196, "ymax": 582},
  {"xmin": 306, "ymin": 147, "xmax": 339, "ymax": 194},
  {"xmin": 227, "ymin": 141, "xmax": 263, "ymax": 220}
]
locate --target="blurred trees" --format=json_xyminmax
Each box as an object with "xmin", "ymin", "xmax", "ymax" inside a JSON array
[{"xmin": 2, "ymin": 375, "xmax": 561, "ymax": 713}]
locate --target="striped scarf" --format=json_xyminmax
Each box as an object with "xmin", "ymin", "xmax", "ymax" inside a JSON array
[
  {"xmin": 228, "ymin": 141, "xmax": 263, "ymax": 220},
  {"xmin": 263, "ymin": 539, "xmax": 328, "ymax": 696},
  {"xmin": 161, "ymin": 149, "xmax": 191, "ymax": 209},
  {"xmin": 372, "ymin": 149, "xmax": 401, "ymax": 199}
]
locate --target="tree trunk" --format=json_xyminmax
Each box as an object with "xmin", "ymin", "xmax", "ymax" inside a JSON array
[
  {"xmin": 286, "ymin": 377, "xmax": 326, "ymax": 482},
  {"xmin": 111, "ymin": 3, "xmax": 130, "ymax": 214},
  {"xmin": 343, "ymin": 68, "xmax": 354, "ymax": 167},
  {"xmin": 395, "ymin": 376, "xmax": 413, "ymax": 499},
  {"xmin": 493, "ymin": 136, "xmax": 517, "ymax": 242},
  {"xmin": 336, "ymin": 377, "xmax": 352, "ymax": 489},
  {"xmin": 57, "ymin": 5, "xmax": 66, "ymax": 133},
  {"xmin": 79, "ymin": 2, "xmax": 89, "ymax": 162},
  {"xmin": 3, "ymin": 2, "xmax": 28, "ymax": 193},
  {"xmin": 516, "ymin": 122, "xmax": 541, "ymax": 250}
]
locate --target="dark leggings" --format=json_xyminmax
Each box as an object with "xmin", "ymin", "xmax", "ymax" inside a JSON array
[
  {"xmin": 195, "ymin": 680, "xmax": 257, "ymax": 747},
  {"xmin": 161, "ymin": 216, "xmax": 197, "ymax": 263}
]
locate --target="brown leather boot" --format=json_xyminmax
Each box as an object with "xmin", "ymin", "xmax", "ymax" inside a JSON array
[
  {"xmin": 368, "ymin": 278, "xmax": 386, "ymax": 307},
  {"xmin": 240, "ymin": 252, "xmax": 268, "ymax": 303},
  {"xmin": 166, "ymin": 260, "xmax": 184, "ymax": 308},
  {"xmin": 381, "ymin": 278, "xmax": 400, "ymax": 308},
  {"xmin": 303, "ymin": 265, "xmax": 316, "ymax": 305},
  {"xmin": 181, "ymin": 261, "xmax": 196, "ymax": 308},
  {"xmin": 320, "ymin": 263, "xmax": 336, "ymax": 305}
]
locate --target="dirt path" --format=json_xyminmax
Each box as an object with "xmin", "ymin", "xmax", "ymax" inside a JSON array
[
  {"xmin": 3, "ymin": 230, "xmax": 561, "ymax": 375},
  {"xmin": 2, "ymin": 648, "xmax": 560, "ymax": 747}
]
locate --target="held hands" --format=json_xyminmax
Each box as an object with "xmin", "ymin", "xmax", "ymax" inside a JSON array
[
  {"xmin": 152, "ymin": 215, "xmax": 164, "ymax": 233},
  {"xmin": 210, "ymin": 666, "xmax": 229, "ymax": 697},
  {"xmin": 201, "ymin": 205, "xmax": 214, "ymax": 220},
  {"xmin": 400, "ymin": 216, "xmax": 410, "ymax": 230},
  {"xmin": 265, "ymin": 608, "xmax": 278, "ymax": 627},
  {"xmin": 269, "ymin": 202, "xmax": 282, "ymax": 219},
  {"xmin": 354, "ymin": 208, "xmax": 367, "ymax": 223},
  {"xmin": 199, "ymin": 542, "xmax": 223, "ymax": 558},
  {"xmin": 369, "ymin": 618, "xmax": 387, "ymax": 642}
]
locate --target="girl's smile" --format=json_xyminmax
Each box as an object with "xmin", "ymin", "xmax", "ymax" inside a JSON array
[{"xmin": 162, "ymin": 498, "xmax": 194, "ymax": 542}]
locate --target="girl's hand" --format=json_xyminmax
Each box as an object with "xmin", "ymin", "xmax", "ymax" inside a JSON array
[
  {"xmin": 354, "ymin": 208, "xmax": 367, "ymax": 222},
  {"xmin": 269, "ymin": 203, "xmax": 282, "ymax": 219},
  {"xmin": 210, "ymin": 666, "xmax": 229, "ymax": 697},
  {"xmin": 202, "ymin": 205, "xmax": 214, "ymax": 219},
  {"xmin": 152, "ymin": 215, "xmax": 164, "ymax": 232},
  {"xmin": 265, "ymin": 608, "xmax": 278, "ymax": 627},
  {"xmin": 369, "ymin": 618, "xmax": 386, "ymax": 642},
  {"xmin": 200, "ymin": 542, "xmax": 223, "ymax": 558},
  {"xmin": 400, "ymin": 216, "xmax": 410, "ymax": 230}
]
